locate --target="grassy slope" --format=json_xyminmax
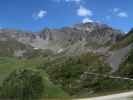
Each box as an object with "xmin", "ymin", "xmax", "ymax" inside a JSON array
[
  {"xmin": 116, "ymin": 48, "xmax": 133, "ymax": 77},
  {"xmin": 41, "ymin": 52, "xmax": 133, "ymax": 97},
  {"xmin": 111, "ymin": 29, "xmax": 133, "ymax": 50},
  {"xmin": 0, "ymin": 52, "xmax": 133, "ymax": 98},
  {"xmin": 0, "ymin": 57, "xmax": 68, "ymax": 98},
  {"xmin": 43, "ymin": 52, "xmax": 112, "ymax": 96},
  {"xmin": 114, "ymin": 29, "xmax": 133, "ymax": 77}
]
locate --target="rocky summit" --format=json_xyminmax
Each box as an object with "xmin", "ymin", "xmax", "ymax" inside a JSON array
[{"xmin": 0, "ymin": 22, "xmax": 123, "ymax": 52}]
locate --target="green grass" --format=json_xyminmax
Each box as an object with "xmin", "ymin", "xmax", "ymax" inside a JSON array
[
  {"xmin": 0, "ymin": 57, "xmax": 44, "ymax": 85},
  {"xmin": 0, "ymin": 57, "xmax": 68, "ymax": 98},
  {"xmin": 0, "ymin": 57, "xmax": 22, "ymax": 85}
]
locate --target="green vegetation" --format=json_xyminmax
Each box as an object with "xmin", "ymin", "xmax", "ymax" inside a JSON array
[
  {"xmin": 116, "ymin": 48, "xmax": 133, "ymax": 77},
  {"xmin": 79, "ymin": 53, "xmax": 111, "ymax": 73},
  {"xmin": 41, "ymin": 50, "xmax": 133, "ymax": 97},
  {"xmin": 0, "ymin": 57, "xmax": 68, "ymax": 99},
  {"xmin": 80, "ymin": 75, "xmax": 133, "ymax": 97},
  {"xmin": 0, "ymin": 57, "xmax": 44, "ymax": 85},
  {"xmin": 111, "ymin": 29, "xmax": 133, "ymax": 50},
  {"xmin": 41, "ymin": 52, "xmax": 133, "ymax": 97},
  {"xmin": 43, "ymin": 52, "xmax": 111, "ymax": 96},
  {"xmin": 0, "ymin": 68, "xmax": 44, "ymax": 100},
  {"xmin": 0, "ymin": 49, "xmax": 133, "ymax": 99}
]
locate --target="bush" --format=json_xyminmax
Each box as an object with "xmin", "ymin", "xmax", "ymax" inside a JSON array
[
  {"xmin": 0, "ymin": 68, "xmax": 44, "ymax": 100},
  {"xmin": 44, "ymin": 53, "xmax": 111, "ymax": 95}
]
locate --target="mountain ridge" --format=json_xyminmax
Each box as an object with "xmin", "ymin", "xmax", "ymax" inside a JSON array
[{"xmin": 0, "ymin": 22, "xmax": 132, "ymax": 71}]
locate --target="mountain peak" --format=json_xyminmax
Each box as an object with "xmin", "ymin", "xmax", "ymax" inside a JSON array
[{"xmin": 73, "ymin": 22, "xmax": 110, "ymax": 32}]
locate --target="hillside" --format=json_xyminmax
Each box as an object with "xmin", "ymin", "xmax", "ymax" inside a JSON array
[
  {"xmin": 0, "ymin": 57, "xmax": 68, "ymax": 98},
  {"xmin": 116, "ymin": 48, "xmax": 133, "ymax": 77},
  {"xmin": 0, "ymin": 23, "xmax": 133, "ymax": 99},
  {"xmin": 111, "ymin": 28, "xmax": 133, "ymax": 50}
]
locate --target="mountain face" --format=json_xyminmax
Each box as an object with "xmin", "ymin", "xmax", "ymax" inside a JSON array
[
  {"xmin": 39, "ymin": 23, "xmax": 122, "ymax": 46},
  {"xmin": 0, "ymin": 22, "xmax": 132, "ymax": 70},
  {"xmin": 0, "ymin": 23, "xmax": 124, "ymax": 54},
  {"xmin": 0, "ymin": 22, "xmax": 123, "ymax": 53}
]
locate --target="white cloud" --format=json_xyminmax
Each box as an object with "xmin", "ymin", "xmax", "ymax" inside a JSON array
[
  {"xmin": 53, "ymin": 0, "xmax": 82, "ymax": 3},
  {"xmin": 82, "ymin": 17, "xmax": 93, "ymax": 23},
  {"xmin": 109, "ymin": 8, "xmax": 128, "ymax": 19},
  {"xmin": 113, "ymin": 8, "xmax": 120, "ymax": 12},
  {"xmin": 117, "ymin": 12, "xmax": 128, "ymax": 18},
  {"xmin": 37, "ymin": 10, "xmax": 47, "ymax": 19},
  {"xmin": 77, "ymin": 6, "xmax": 92, "ymax": 17},
  {"xmin": 33, "ymin": 10, "xmax": 47, "ymax": 20},
  {"xmin": 65, "ymin": 0, "xmax": 81, "ymax": 3},
  {"xmin": 53, "ymin": 0, "xmax": 83, "ymax": 3}
]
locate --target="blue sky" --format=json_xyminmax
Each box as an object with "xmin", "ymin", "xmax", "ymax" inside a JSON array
[{"xmin": 0, "ymin": 0, "xmax": 132, "ymax": 32}]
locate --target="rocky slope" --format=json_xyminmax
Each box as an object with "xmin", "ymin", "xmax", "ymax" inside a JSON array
[
  {"xmin": 0, "ymin": 23, "xmax": 123, "ymax": 51},
  {"xmin": 0, "ymin": 22, "xmax": 132, "ymax": 72}
]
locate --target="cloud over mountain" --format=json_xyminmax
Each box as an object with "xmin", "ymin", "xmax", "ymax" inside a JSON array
[
  {"xmin": 33, "ymin": 10, "xmax": 47, "ymax": 20},
  {"xmin": 77, "ymin": 6, "xmax": 92, "ymax": 17}
]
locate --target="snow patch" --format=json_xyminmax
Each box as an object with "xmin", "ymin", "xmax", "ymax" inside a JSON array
[
  {"xmin": 57, "ymin": 48, "xmax": 64, "ymax": 53},
  {"xmin": 34, "ymin": 47, "xmax": 39, "ymax": 50}
]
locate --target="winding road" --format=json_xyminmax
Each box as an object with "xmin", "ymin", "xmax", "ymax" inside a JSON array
[
  {"xmin": 77, "ymin": 73, "xmax": 133, "ymax": 100},
  {"xmin": 77, "ymin": 91, "xmax": 133, "ymax": 100},
  {"xmin": 84, "ymin": 72, "xmax": 133, "ymax": 81}
]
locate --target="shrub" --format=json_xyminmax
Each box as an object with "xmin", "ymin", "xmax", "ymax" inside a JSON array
[{"xmin": 0, "ymin": 68, "xmax": 44, "ymax": 100}]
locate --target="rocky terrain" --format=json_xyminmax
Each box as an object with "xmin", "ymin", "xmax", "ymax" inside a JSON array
[{"xmin": 0, "ymin": 22, "xmax": 132, "ymax": 71}]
